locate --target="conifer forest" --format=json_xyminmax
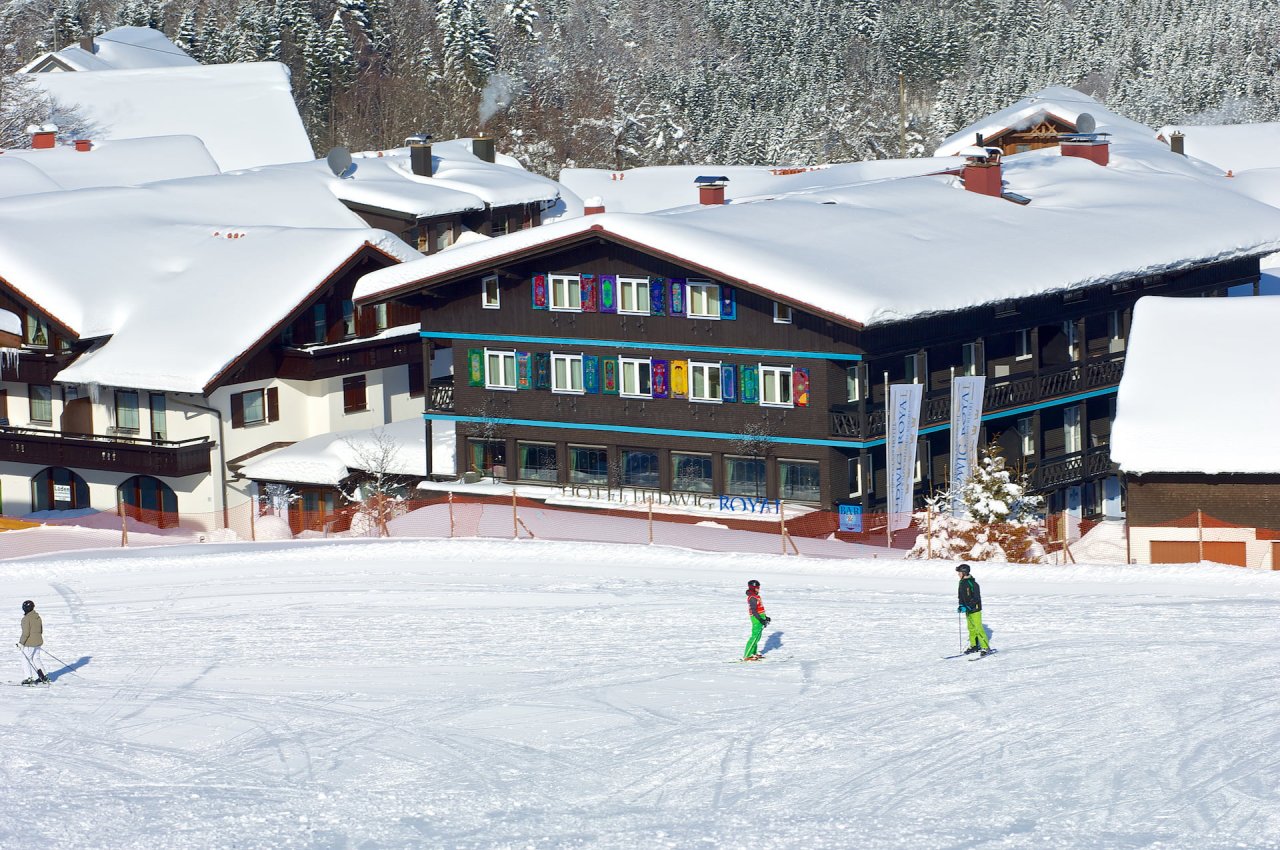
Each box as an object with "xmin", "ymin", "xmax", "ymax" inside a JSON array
[{"xmin": 3, "ymin": 0, "xmax": 1280, "ymax": 174}]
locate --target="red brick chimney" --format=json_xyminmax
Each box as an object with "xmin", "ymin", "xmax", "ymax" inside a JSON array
[
  {"xmin": 29, "ymin": 124, "xmax": 58, "ymax": 150},
  {"xmin": 1061, "ymin": 136, "xmax": 1110, "ymax": 166},
  {"xmin": 583, "ymin": 196, "xmax": 605, "ymax": 215},
  {"xmin": 962, "ymin": 147, "xmax": 1003, "ymax": 198},
  {"xmin": 695, "ymin": 175, "xmax": 729, "ymax": 205},
  {"xmin": 73, "ymin": 139, "xmax": 92, "ymax": 153}
]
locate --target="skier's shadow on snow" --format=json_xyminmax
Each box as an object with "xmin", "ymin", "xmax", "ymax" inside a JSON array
[
  {"xmin": 47, "ymin": 656, "xmax": 91, "ymax": 682},
  {"xmin": 761, "ymin": 631, "xmax": 784, "ymax": 655}
]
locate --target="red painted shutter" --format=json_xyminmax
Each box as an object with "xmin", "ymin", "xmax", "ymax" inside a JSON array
[
  {"xmin": 230, "ymin": 392, "xmax": 245, "ymax": 429},
  {"xmin": 267, "ymin": 387, "xmax": 280, "ymax": 422}
]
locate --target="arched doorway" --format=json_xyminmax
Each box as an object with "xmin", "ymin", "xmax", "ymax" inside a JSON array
[
  {"xmin": 31, "ymin": 467, "xmax": 89, "ymax": 512},
  {"xmin": 118, "ymin": 476, "xmax": 179, "ymax": 528}
]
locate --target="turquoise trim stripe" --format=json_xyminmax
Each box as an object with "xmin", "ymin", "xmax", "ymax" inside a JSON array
[
  {"xmin": 421, "ymin": 330, "xmax": 862, "ymax": 361},
  {"xmin": 428, "ymin": 386, "xmax": 1119, "ymax": 452}
]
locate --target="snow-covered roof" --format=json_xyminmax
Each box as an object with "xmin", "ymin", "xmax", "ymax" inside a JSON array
[
  {"xmin": 30, "ymin": 62, "xmax": 313, "ymax": 171},
  {"xmin": 0, "ymin": 136, "xmax": 219, "ymax": 195},
  {"xmin": 20, "ymin": 26, "xmax": 198, "ymax": 73},
  {"xmin": 935, "ymin": 87, "xmax": 1159, "ymax": 157},
  {"xmin": 0, "ymin": 158, "xmax": 64, "ymax": 198},
  {"xmin": 357, "ymin": 142, "xmax": 1280, "ymax": 328},
  {"xmin": 240, "ymin": 418, "xmax": 429, "ymax": 486},
  {"xmin": 1156, "ymin": 123, "xmax": 1280, "ymax": 174},
  {"xmin": 0, "ymin": 169, "xmax": 418, "ymax": 393},
  {"xmin": 559, "ymin": 160, "xmax": 956, "ymax": 214},
  {"xmin": 1112, "ymin": 296, "xmax": 1280, "ymax": 475}
]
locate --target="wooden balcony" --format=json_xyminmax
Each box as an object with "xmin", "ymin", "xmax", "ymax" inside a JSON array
[
  {"xmin": 278, "ymin": 337, "xmax": 420, "ymax": 382},
  {"xmin": 428, "ymin": 380, "xmax": 454, "ymax": 412},
  {"xmin": 831, "ymin": 354, "xmax": 1125, "ymax": 440},
  {"xmin": 1029, "ymin": 446, "xmax": 1117, "ymax": 490},
  {"xmin": 0, "ymin": 426, "xmax": 213, "ymax": 477}
]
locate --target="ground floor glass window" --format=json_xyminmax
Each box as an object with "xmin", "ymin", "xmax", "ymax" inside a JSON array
[
  {"xmin": 569, "ymin": 445, "xmax": 608, "ymax": 485},
  {"xmin": 517, "ymin": 442, "xmax": 558, "ymax": 482},
  {"xmin": 31, "ymin": 466, "xmax": 89, "ymax": 511},
  {"xmin": 725, "ymin": 456, "xmax": 767, "ymax": 497},
  {"xmin": 672, "ymin": 452, "xmax": 713, "ymax": 492},
  {"xmin": 468, "ymin": 439, "xmax": 506, "ymax": 478},
  {"xmin": 778, "ymin": 459, "xmax": 821, "ymax": 502},
  {"xmin": 622, "ymin": 449, "xmax": 659, "ymax": 488}
]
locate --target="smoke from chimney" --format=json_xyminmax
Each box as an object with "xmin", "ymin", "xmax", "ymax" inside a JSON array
[{"xmin": 478, "ymin": 74, "xmax": 517, "ymax": 127}]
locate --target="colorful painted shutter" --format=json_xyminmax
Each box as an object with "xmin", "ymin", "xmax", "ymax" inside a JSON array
[
  {"xmin": 468, "ymin": 349, "xmax": 484, "ymax": 386},
  {"xmin": 531, "ymin": 274, "xmax": 548, "ymax": 309},
  {"xmin": 652, "ymin": 359, "xmax": 669, "ymax": 398},
  {"xmin": 517, "ymin": 352, "xmax": 532, "ymax": 390},
  {"xmin": 671, "ymin": 360, "xmax": 688, "ymax": 398},
  {"xmin": 602, "ymin": 357, "xmax": 619, "ymax": 395},
  {"xmin": 739, "ymin": 365, "xmax": 759, "ymax": 404},
  {"xmin": 721, "ymin": 286, "xmax": 736, "ymax": 320},
  {"xmin": 649, "ymin": 278, "xmax": 666, "ymax": 316},
  {"xmin": 584, "ymin": 355, "xmax": 600, "ymax": 393},
  {"xmin": 794, "ymin": 367, "xmax": 810, "ymax": 406},
  {"xmin": 534, "ymin": 353, "xmax": 551, "ymax": 389},
  {"xmin": 581, "ymin": 274, "xmax": 599, "ymax": 312},
  {"xmin": 721, "ymin": 364, "xmax": 738, "ymax": 402},
  {"xmin": 599, "ymin": 275, "xmax": 618, "ymax": 314},
  {"xmin": 669, "ymin": 278, "xmax": 686, "ymax": 316}
]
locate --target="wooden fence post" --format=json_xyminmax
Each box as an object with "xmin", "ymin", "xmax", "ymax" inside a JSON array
[
  {"xmin": 647, "ymin": 496, "xmax": 654, "ymax": 545},
  {"xmin": 117, "ymin": 493, "xmax": 128, "ymax": 548},
  {"xmin": 512, "ymin": 488, "xmax": 519, "ymax": 539},
  {"xmin": 1197, "ymin": 508, "xmax": 1204, "ymax": 562},
  {"xmin": 448, "ymin": 491, "xmax": 455, "ymax": 538},
  {"xmin": 248, "ymin": 498, "xmax": 256, "ymax": 542},
  {"xmin": 779, "ymin": 500, "xmax": 787, "ymax": 556},
  {"xmin": 926, "ymin": 506, "xmax": 933, "ymax": 560}
]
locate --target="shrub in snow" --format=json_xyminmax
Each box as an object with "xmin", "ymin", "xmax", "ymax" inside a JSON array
[
  {"xmin": 909, "ymin": 441, "xmax": 1046, "ymax": 563},
  {"xmin": 254, "ymin": 514, "xmax": 294, "ymax": 541}
]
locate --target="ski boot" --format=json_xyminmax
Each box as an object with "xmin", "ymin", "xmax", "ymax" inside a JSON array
[{"xmin": 963, "ymin": 645, "xmax": 981, "ymax": 655}]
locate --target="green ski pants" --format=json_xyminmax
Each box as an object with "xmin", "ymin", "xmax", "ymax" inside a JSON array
[
  {"xmin": 744, "ymin": 617, "xmax": 764, "ymax": 658},
  {"xmin": 966, "ymin": 610, "xmax": 990, "ymax": 649}
]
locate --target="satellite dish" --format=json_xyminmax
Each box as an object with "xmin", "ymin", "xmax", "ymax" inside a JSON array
[
  {"xmin": 340, "ymin": 162, "xmax": 358, "ymax": 179},
  {"xmin": 325, "ymin": 146, "xmax": 353, "ymax": 177},
  {"xmin": 1075, "ymin": 113, "xmax": 1097, "ymax": 134}
]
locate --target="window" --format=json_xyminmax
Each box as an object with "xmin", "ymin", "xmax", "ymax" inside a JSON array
[
  {"xmin": 468, "ymin": 439, "xmax": 506, "ymax": 478},
  {"xmin": 1063, "ymin": 320, "xmax": 1079, "ymax": 360},
  {"xmin": 846, "ymin": 365, "xmax": 862, "ymax": 403},
  {"xmin": 1017, "ymin": 416, "xmax": 1035, "ymax": 456},
  {"xmin": 434, "ymin": 222, "xmax": 453, "ymax": 252},
  {"xmin": 243, "ymin": 389, "xmax": 267, "ymax": 425},
  {"xmin": 485, "ymin": 349, "xmax": 517, "ymax": 390},
  {"xmin": 114, "ymin": 390, "xmax": 140, "ymax": 431},
  {"xmin": 779, "ymin": 459, "xmax": 821, "ymax": 502},
  {"xmin": 962, "ymin": 343, "xmax": 981, "ymax": 376},
  {"xmin": 1064, "ymin": 406, "xmax": 1082, "ymax": 453},
  {"xmin": 618, "ymin": 277, "xmax": 650, "ymax": 314},
  {"xmin": 689, "ymin": 361, "xmax": 722, "ymax": 402},
  {"xmin": 687, "ymin": 281, "xmax": 721, "ymax": 319},
  {"xmin": 31, "ymin": 466, "xmax": 88, "ymax": 511},
  {"xmin": 622, "ymin": 449, "xmax": 659, "ymax": 488},
  {"xmin": 1015, "ymin": 329, "xmax": 1032, "ymax": 360},
  {"xmin": 231, "ymin": 388, "xmax": 277, "ymax": 428},
  {"xmin": 620, "ymin": 357, "xmax": 652, "ymax": 398},
  {"xmin": 672, "ymin": 452, "xmax": 713, "ymax": 492},
  {"xmin": 569, "ymin": 445, "xmax": 608, "ymax": 485},
  {"xmin": 29, "ymin": 384, "xmax": 52, "ymax": 423},
  {"xmin": 848, "ymin": 456, "xmax": 864, "ymax": 498},
  {"xmin": 313, "ymin": 304, "xmax": 327, "ymax": 343},
  {"xmin": 517, "ymin": 441, "xmax": 557, "ymax": 482},
  {"xmin": 1108, "ymin": 310, "xmax": 1125, "ymax": 353},
  {"xmin": 550, "ymin": 274, "xmax": 582, "ymax": 311},
  {"xmin": 342, "ymin": 300, "xmax": 357, "ymax": 338},
  {"xmin": 760, "ymin": 365, "xmax": 793, "ymax": 407},
  {"xmin": 343, "ymin": 375, "xmax": 368, "ymax": 413},
  {"xmin": 150, "ymin": 393, "xmax": 167, "ymax": 441},
  {"xmin": 725, "ymin": 455, "xmax": 767, "ymax": 497},
  {"xmin": 482, "ymin": 275, "xmax": 501, "ymax": 309},
  {"xmin": 551, "ymin": 353, "xmax": 585, "ymax": 394},
  {"xmin": 374, "ymin": 303, "xmax": 389, "ymax": 331},
  {"xmin": 25, "ymin": 314, "xmax": 49, "ymax": 348},
  {"xmin": 903, "ymin": 353, "xmax": 927, "ymax": 385},
  {"xmin": 773, "ymin": 302, "xmax": 793, "ymax": 323}
]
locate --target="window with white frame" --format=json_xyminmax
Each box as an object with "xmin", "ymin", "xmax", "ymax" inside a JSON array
[
  {"xmin": 619, "ymin": 357, "xmax": 652, "ymax": 397},
  {"xmin": 618, "ymin": 276, "xmax": 650, "ymax": 314},
  {"xmin": 482, "ymin": 275, "xmax": 501, "ymax": 309},
  {"xmin": 686, "ymin": 280, "xmax": 721, "ymax": 319},
  {"xmin": 760, "ymin": 365, "xmax": 793, "ymax": 407},
  {"xmin": 549, "ymin": 274, "xmax": 582, "ymax": 311},
  {"xmin": 1015, "ymin": 329, "xmax": 1032, "ymax": 360},
  {"xmin": 688, "ymin": 361, "xmax": 722, "ymax": 402},
  {"xmin": 485, "ymin": 349, "xmax": 517, "ymax": 390},
  {"xmin": 551, "ymin": 352, "xmax": 585, "ymax": 393},
  {"xmin": 848, "ymin": 456, "xmax": 864, "ymax": 497},
  {"xmin": 1017, "ymin": 416, "xmax": 1035, "ymax": 456},
  {"xmin": 1063, "ymin": 320, "xmax": 1079, "ymax": 360},
  {"xmin": 845, "ymin": 365, "xmax": 862, "ymax": 403},
  {"xmin": 1064, "ymin": 406, "xmax": 1082, "ymax": 453},
  {"xmin": 962, "ymin": 342, "xmax": 981, "ymax": 376},
  {"xmin": 773, "ymin": 302, "xmax": 793, "ymax": 323}
]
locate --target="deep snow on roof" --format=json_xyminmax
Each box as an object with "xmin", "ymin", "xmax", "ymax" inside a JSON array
[
  {"xmin": 21, "ymin": 26, "xmax": 198, "ymax": 73},
  {"xmin": 357, "ymin": 142, "xmax": 1280, "ymax": 327},
  {"xmin": 1157, "ymin": 123, "xmax": 1280, "ymax": 174},
  {"xmin": 31, "ymin": 62, "xmax": 314, "ymax": 171},
  {"xmin": 0, "ymin": 136, "xmax": 219, "ymax": 195},
  {"xmin": 0, "ymin": 169, "xmax": 417, "ymax": 392},
  {"xmin": 1112, "ymin": 296, "xmax": 1280, "ymax": 474},
  {"xmin": 240, "ymin": 418, "xmax": 430, "ymax": 486}
]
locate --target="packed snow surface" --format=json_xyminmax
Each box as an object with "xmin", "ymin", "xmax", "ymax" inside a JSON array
[{"xmin": 2, "ymin": 538, "xmax": 1278, "ymax": 849}]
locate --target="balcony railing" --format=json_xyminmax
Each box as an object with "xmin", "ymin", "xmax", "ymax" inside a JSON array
[
  {"xmin": 0, "ymin": 426, "xmax": 213, "ymax": 477},
  {"xmin": 278, "ymin": 338, "xmax": 419, "ymax": 381},
  {"xmin": 830, "ymin": 353, "xmax": 1125, "ymax": 440},
  {"xmin": 1029, "ymin": 446, "xmax": 1117, "ymax": 490},
  {"xmin": 428, "ymin": 381, "xmax": 454, "ymax": 412}
]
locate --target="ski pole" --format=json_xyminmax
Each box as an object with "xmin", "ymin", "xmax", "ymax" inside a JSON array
[
  {"xmin": 37, "ymin": 648, "xmax": 89, "ymax": 680},
  {"xmin": 958, "ymin": 611, "xmax": 964, "ymax": 651}
]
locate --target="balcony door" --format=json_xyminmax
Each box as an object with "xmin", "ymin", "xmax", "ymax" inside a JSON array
[{"xmin": 61, "ymin": 396, "xmax": 93, "ymax": 435}]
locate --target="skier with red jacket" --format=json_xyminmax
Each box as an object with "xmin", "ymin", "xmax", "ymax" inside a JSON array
[{"xmin": 743, "ymin": 580, "xmax": 770, "ymax": 660}]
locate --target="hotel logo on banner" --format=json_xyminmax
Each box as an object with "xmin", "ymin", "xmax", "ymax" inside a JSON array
[
  {"xmin": 949, "ymin": 376, "xmax": 986, "ymax": 517},
  {"xmin": 886, "ymin": 383, "xmax": 923, "ymax": 533}
]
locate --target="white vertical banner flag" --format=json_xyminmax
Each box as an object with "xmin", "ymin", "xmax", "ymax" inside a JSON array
[
  {"xmin": 886, "ymin": 383, "xmax": 923, "ymax": 533},
  {"xmin": 949, "ymin": 375, "xmax": 986, "ymax": 517}
]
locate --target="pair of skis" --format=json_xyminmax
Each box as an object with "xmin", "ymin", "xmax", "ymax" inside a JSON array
[{"xmin": 942, "ymin": 649, "xmax": 999, "ymax": 660}]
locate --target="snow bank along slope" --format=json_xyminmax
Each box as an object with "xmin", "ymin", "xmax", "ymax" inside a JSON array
[
  {"xmin": 241, "ymin": 417, "xmax": 429, "ymax": 486},
  {"xmin": 2, "ymin": 539, "xmax": 1277, "ymax": 849},
  {"xmin": 1113, "ymin": 295, "xmax": 1280, "ymax": 474}
]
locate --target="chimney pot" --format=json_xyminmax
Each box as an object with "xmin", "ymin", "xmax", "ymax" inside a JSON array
[
  {"xmin": 472, "ymin": 134, "xmax": 496, "ymax": 163},
  {"xmin": 1061, "ymin": 136, "xmax": 1110, "ymax": 166},
  {"xmin": 695, "ymin": 175, "xmax": 729, "ymax": 205}
]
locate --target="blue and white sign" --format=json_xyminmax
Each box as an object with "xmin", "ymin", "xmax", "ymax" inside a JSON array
[
  {"xmin": 886, "ymin": 383, "xmax": 923, "ymax": 533},
  {"xmin": 949, "ymin": 376, "xmax": 986, "ymax": 517},
  {"xmin": 839, "ymin": 504, "xmax": 863, "ymax": 533}
]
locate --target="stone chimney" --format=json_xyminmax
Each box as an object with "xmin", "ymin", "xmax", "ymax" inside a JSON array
[
  {"xmin": 1169, "ymin": 131, "xmax": 1185, "ymax": 156},
  {"xmin": 28, "ymin": 124, "xmax": 58, "ymax": 150},
  {"xmin": 472, "ymin": 134, "xmax": 496, "ymax": 163},
  {"xmin": 961, "ymin": 148, "xmax": 1003, "ymax": 197},
  {"xmin": 406, "ymin": 133, "xmax": 432, "ymax": 177},
  {"xmin": 1061, "ymin": 135, "xmax": 1111, "ymax": 166},
  {"xmin": 695, "ymin": 175, "xmax": 729, "ymax": 205},
  {"xmin": 583, "ymin": 196, "xmax": 605, "ymax": 215}
]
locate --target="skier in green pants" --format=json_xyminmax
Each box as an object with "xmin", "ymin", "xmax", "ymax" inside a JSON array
[
  {"xmin": 956, "ymin": 564, "xmax": 992, "ymax": 656},
  {"xmin": 743, "ymin": 579, "xmax": 770, "ymax": 660}
]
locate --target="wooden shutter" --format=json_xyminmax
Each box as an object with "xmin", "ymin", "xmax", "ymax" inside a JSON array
[
  {"xmin": 230, "ymin": 392, "xmax": 245, "ymax": 429},
  {"xmin": 267, "ymin": 387, "xmax": 280, "ymax": 422}
]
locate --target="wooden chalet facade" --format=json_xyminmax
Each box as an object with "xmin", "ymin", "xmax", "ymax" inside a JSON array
[
  {"xmin": 374, "ymin": 228, "xmax": 1260, "ymax": 517},
  {"xmin": 983, "ymin": 114, "xmax": 1079, "ymax": 156}
]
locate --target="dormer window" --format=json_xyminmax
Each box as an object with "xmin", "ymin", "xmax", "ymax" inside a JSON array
[
  {"xmin": 25, "ymin": 314, "xmax": 49, "ymax": 348},
  {"xmin": 774, "ymin": 302, "xmax": 793, "ymax": 323}
]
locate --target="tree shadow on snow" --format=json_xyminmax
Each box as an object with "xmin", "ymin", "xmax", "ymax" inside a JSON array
[
  {"xmin": 761, "ymin": 631, "xmax": 784, "ymax": 655},
  {"xmin": 47, "ymin": 656, "xmax": 91, "ymax": 682}
]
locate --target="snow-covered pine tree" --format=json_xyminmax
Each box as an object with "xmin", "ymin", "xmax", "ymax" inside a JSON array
[
  {"xmin": 505, "ymin": 0, "xmax": 540, "ymax": 40},
  {"xmin": 436, "ymin": 0, "xmax": 497, "ymax": 88}
]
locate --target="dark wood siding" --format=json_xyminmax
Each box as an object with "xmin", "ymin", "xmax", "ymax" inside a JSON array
[{"xmin": 1126, "ymin": 473, "xmax": 1280, "ymax": 529}]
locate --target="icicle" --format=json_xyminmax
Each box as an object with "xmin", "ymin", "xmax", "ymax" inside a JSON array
[{"xmin": 0, "ymin": 347, "xmax": 20, "ymax": 375}]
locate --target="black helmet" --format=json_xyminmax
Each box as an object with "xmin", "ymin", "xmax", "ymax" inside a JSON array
[
  {"xmin": 955, "ymin": 564, "xmax": 971, "ymax": 575},
  {"xmin": 21, "ymin": 600, "xmax": 34, "ymax": 613},
  {"xmin": 747, "ymin": 579, "xmax": 760, "ymax": 588}
]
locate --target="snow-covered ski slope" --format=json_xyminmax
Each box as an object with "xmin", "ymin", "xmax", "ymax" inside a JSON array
[{"xmin": 2, "ymin": 539, "xmax": 1278, "ymax": 849}]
